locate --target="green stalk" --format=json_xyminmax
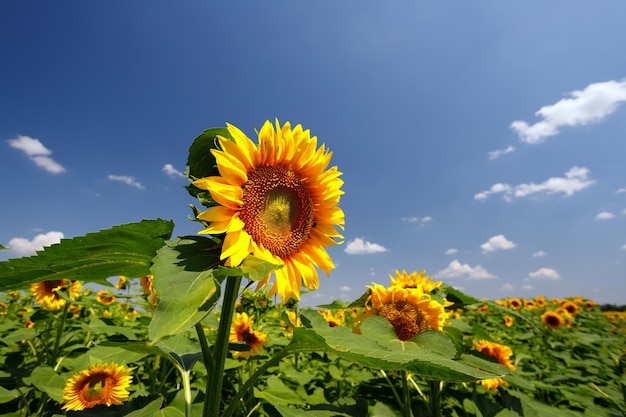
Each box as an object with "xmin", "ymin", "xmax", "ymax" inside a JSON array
[
  {"xmin": 181, "ymin": 369, "xmax": 193, "ymax": 417},
  {"xmin": 222, "ymin": 347, "xmax": 291, "ymax": 417},
  {"xmin": 428, "ymin": 380, "xmax": 442, "ymax": 417},
  {"xmin": 401, "ymin": 370, "xmax": 412, "ymax": 417},
  {"xmin": 204, "ymin": 275, "xmax": 242, "ymax": 417},
  {"xmin": 380, "ymin": 370, "xmax": 403, "ymax": 415},
  {"xmin": 195, "ymin": 322, "xmax": 214, "ymax": 377},
  {"xmin": 49, "ymin": 301, "xmax": 70, "ymax": 366}
]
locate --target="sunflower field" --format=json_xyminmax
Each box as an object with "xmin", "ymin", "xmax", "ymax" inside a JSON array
[{"xmin": 0, "ymin": 121, "xmax": 625, "ymax": 417}]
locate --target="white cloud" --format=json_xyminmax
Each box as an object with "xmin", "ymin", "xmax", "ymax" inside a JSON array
[
  {"xmin": 436, "ymin": 259, "xmax": 496, "ymax": 280},
  {"xmin": 344, "ymin": 237, "xmax": 388, "ymax": 255},
  {"xmin": 339, "ymin": 286, "xmax": 351, "ymax": 292},
  {"xmin": 487, "ymin": 146, "xmax": 515, "ymax": 160},
  {"xmin": 7, "ymin": 231, "xmax": 64, "ymax": 256},
  {"xmin": 532, "ymin": 251, "xmax": 547, "ymax": 257},
  {"xmin": 622, "ymin": 208, "xmax": 626, "ymax": 216},
  {"xmin": 528, "ymin": 267, "xmax": 560, "ymax": 280},
  {"xmin": 616, "ymin": 188, "xmax": 626, "ymax": 194},
  {"xmin": 401, "ymin": 216, "xmax": 432, "ymax": 225},
  {"xmin": 7, "ymin": 135, "xmax": 66, "ymax": 174},
  {"xmin": 595, "ymin": 211, "xmax": 615, "ymax": 220},
  {"xmin": 445, "ymin": 248, "xmax": 458, "ymax": 255},
  {"xmin": 622, "ymin": 244, "xmax": 626, "ymax": 250},
  {"xmin": 500, "ymin": 283, "xmax": 514, "ymax": 291},
  {"xmin": 107, "ymin": 175, "xmax": 145, "ymax": 190},
  {"xmin": 521, "ymin": 285, "xmax": 534, "ymax": 291},
  {"xmin": 162, "ymin": 163, "xmax": 184, "ymax": 178},
  {"xmin": 510, "ymin": 79, "xmax": 626, "ymax": 144},
  {"xmin": 474, "ymin": 166, "xmax": 595, "ymax": 201},
  {"xmin": 481, "ymin": 234, "xmax": 516, "ymax": 253}
]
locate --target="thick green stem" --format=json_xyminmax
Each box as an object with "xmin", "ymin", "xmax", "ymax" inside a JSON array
[
  {"xmin": 182, "ymin": 369, "xmax": 193, "ymax": 417},
  {"xmin": 204, "ymin": 276, "xmax": 242, "ymax": 417},
  {"xmin": 195, "ymin": 322, "xmax": 214, "ymax": 376},
  {"xmin": 401, "ymin": 370, "xmax": 412, "ymax": 417},
  {"xmin": 49, "ymin": 301, "xmax": 70, "ymax": 367},
  {"xmin": 428, "ymin": 380, "xmax": 442, "ymax": 417}
]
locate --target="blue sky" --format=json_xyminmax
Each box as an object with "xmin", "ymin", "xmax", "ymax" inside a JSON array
[{"xmin": 1, "ymin": 2, "xmax": 625, "ymax": 306}]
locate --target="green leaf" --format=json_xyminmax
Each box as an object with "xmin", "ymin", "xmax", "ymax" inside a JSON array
[
  {"xmin": 254, "ymin": 375, "xmax": 307, "ymax": 406},
  {"xmin": 148, "ymin": 236, "xmax": 221, "ymax": 342},
  {"xmin": 155, "ymin": 407, "xmax": 186, "ymax": 417},
  {"xmin": 0, "ymin": 244, "xmax": 7, "ymax": 250},
  {"xmin": 0, "ymin": 385, "xmax": 19, "ymax": 404},
  {"xmin": 0, "ymin": 219, "xmax": 174, "ymax": 291},
  {"xmin": 291, "ymin": 311, "xmax": 503, "ymax": 382},
  {"xmin": 28, "ymin": 366, "xmax": 66, "ymax": 403},
  {"xmin": 65, "ymin": 344, "xmax": 149, "ymax": 372},
  {"xmin": 239, "ymin": 255, "xmax": 282, "ymax": 282}
]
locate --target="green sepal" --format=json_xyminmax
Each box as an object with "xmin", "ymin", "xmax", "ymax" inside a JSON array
[
  {"xmin": 185, "ymin": 127, "xmax": 234, "ymax": 206},
  {"xmin": 0, "ymin": 219, "xmax": 174, "ymax": 291}
]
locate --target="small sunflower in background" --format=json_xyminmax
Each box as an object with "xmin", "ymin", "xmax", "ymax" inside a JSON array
[
  {"xmin": 192, "ymin": 120, "xmax": 345, "ymax": 302},
  {"xmin": 229, "ymin": 312, "xmax": 268, "ymax": 359},
  {"xmin": 473, "ymin": 340, "xmax": 515, "ymax": 390},
  {"xmin": 61, "ymin": 362, "xmax": 133, "ymax": 411},
  {"xmin": 541, "ymin": 311, "xmax": 565, "ymax": 329},
  {"xmin": 96, "ymin": 290, "xmax": 115, "ymax": 305},
  {"xmin": 30, "ymin": 279, "xmax": 81, "ymax": 311},
  {"xmin": 366, "ymin": 284, "xmax": 448, "ymax": 341}
]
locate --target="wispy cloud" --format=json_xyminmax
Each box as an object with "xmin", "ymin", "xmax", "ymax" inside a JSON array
[
  {"xmin": 7, "ymin": 135, "xmax": 66, "ymax": 174},
  {"xmin": 595, "ymin": 211, "xmax": 615, "ymax": 220},
  {"xmin": 528, "ymin": 267, "xmax": 560, "ymax": 280},
  {"xmin": 474, "ymin": 166, "xmax": 595, "ymax": 201},
  {"xmin": 487, "ymin": 146, "xmax": 515, "ymax": 160},
  {"xmin": 532, "ymin": 250, "xmax": 547, "ymax": 257},
  {"xmin": 622, "ymin": 244, "xmax": 626, "ymax": 251},
  {"xmin": 107, "ymin": 175, "xmax": 145, "ymax": 190},
  {"xmin": 616, "ymin": 187, "xmax": 626, "ymax": 194},
  {"xmin": 436, "ymin": 259, "xmax": 496, "ymax": 280},
  {"xmin": 521, "ymin": 284, "xmax": 534, "ymax": 290},
  {"xmin": 481, "ymin": 234, "xmax": 516, "ymax": 253},
  {"xmin": 445, "ymin": 248, "xmax": 458, "ymax": 255},
  {"xmin": 510, "ymin": 79, "xmax": 626, "ymax": 144},
  {"xmin": 339, "ymin": 286, "xmax": 351, "ymax": 292},
  {"xmin": 500, "ymin": 283, "xmax": 514, "ymax": 291},
  {"xmin": 401, "ymin": 216, "xmax": 432, "ymax": 225},
  {"xmin": 6, "ymin": 231, "xmax": 64, "ymax": 256},
  {"xmin": 162, "ymin": 163, "xmax": 184, "ymax": 178},
  {"xmin": 344, "ymin": 237, "xmax": 388, "ymax": 255},
  {"xmin": 622, "ymin": 208, "xmax": 626, "ymax": 216}
]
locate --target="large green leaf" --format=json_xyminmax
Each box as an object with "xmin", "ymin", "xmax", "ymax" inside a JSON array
[
  {"xmin": 0, "ymin": 219, "xmax": 174, "ymax": 291},
  {"xmin": 291, "ymin": 312, "xmax": 506, "ymax": 383},
  {"xmin": 28, "ymin": 366, "xmax": 66, "ymax": 403},
  {"xmin": 148, "ymin": 236, "xmax": 222, "ymax": 342}
]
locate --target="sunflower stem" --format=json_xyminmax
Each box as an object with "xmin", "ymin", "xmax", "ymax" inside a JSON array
[
  {"xmin": 204, "ymin": 275, "xmax": 242, "ymax": 417},
  {"xmin": 401, "ymin": 370, "xmax": 413, "ymax": 417},
  {"xmin": 50, "ymin": 301, "xmax": 70, "ymax": 366},
  {"xmin": 222, "ymin": 347, "xmax": 291, "ymax": 417},
  {"xmin": 195, "ymin": 322, "xmax": 214, "ymax": 376},
  {"xmin": 428, "ymin": 380, "xmax": 442, "ymax": 417}
]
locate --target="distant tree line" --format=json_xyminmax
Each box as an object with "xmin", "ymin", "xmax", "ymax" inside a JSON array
[{"xmin": 599, "ymin": 304, "xmax": 626, "ymax": 312}]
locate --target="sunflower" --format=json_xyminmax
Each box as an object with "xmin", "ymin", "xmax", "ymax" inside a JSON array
[
  {"xmin": 319, "ymin": 309, "xmax": 345, "ymax": 327},
  {"xmin": 541, "ymin": 311, "xmax": 564, "ymax": 329},
  {"xmin": 96, "ymin": 290, "xmax": 115, "ymax": 305},
  {"xmin": 503, "ymin": 315, "xmax": 514, "ymax": 327},
  {"xmin": 139, "ymin": 274, "xmax": 157, "ymax": 308},
  {"xmin": 473, "ymin": 340, "xmax": 515, "ymax": 390},
  {"xmin": 61, "ymin": 362, "xmax": 133, "ymax": 411},
  {"xmin": 30, "ymin": 279, "xmax": 81, "ymax": 311},
  {"xmin": 562, "ymin": 301, "xmax": 580, "ymax": 316},
  {"xmin": 508, "ymin": 298, "xmax": 522, "ymax": 310},
  {"xmin": 192, "ymin": 120, "xmax": 344, "ymax": 301},
  {"xmin": 366, "ymin": 284, "xmax": 448, "ymax": 341},
  {"xmin": 388, "ymin": 269, "xmax": 442, "ymax": 294},
  {"xmin": 229, "ymin": 312, "xmax": 268, "ymax": 358}
]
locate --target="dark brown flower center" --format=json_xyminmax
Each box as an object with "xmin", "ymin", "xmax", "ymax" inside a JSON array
[
  {"xmin": 81, "ymin": 374, "xmax": 110, "ymax": 402},
  {"xmin": 240, "ymin": 165, "xmax": 313, "ymax": 258},
  {"xmin": 378, "ymin": 301, "xmax": 429, "ymax": 341}
]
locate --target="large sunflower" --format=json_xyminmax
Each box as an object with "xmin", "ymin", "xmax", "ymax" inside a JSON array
[
  {"xmin": 366, "ymin": 284, "xmax": 448, "ymax": 341},
  {"xmin": 61, "ymin": 362, "xmax": 133, "ymax": 411},
  {"xmin": 193, "ymin": 120, "xmax": 344, "ymax": 301},
  {"xmin": 30, "ymin": 279, "xmax": 81, "ymax": 311}
]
